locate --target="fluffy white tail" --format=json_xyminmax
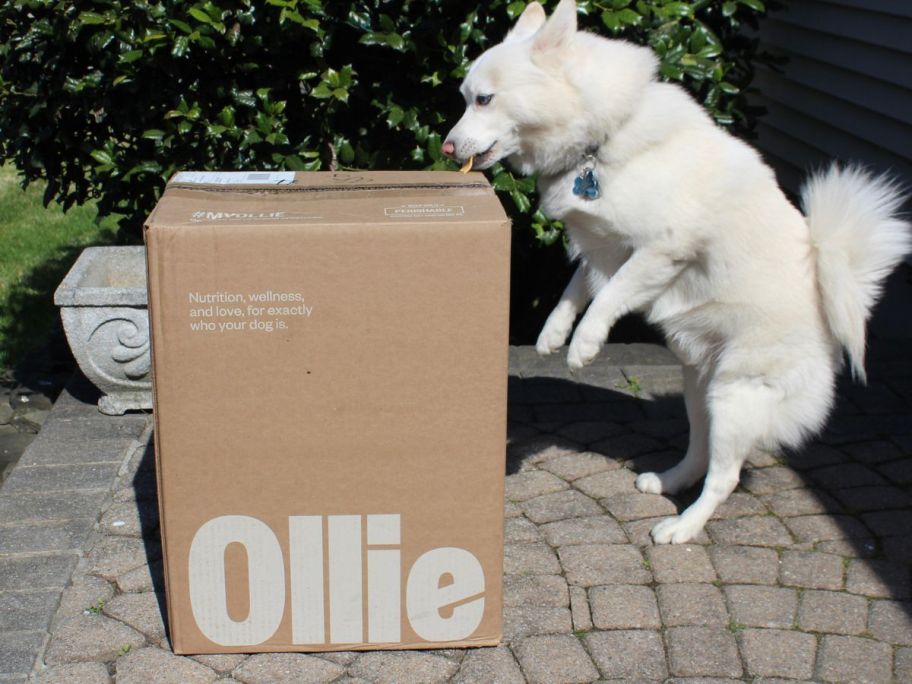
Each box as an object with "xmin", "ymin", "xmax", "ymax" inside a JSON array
[{"xmin": 802, "ymin": 164, "xmax": 911, "ymax": 383}]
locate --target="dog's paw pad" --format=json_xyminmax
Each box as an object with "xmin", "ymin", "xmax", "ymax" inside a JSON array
[
  {"xmin": 635, "ymin": 472, "xmax": 663, "ymax": 495},
  {"xmin": 650, "ymin": 515, "xmax": 701, "ymax": 545}
]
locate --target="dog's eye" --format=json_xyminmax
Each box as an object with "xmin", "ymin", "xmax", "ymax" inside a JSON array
[{"xmin": 475, "ymin": 94, "xmax": 494, "ymax": 106}]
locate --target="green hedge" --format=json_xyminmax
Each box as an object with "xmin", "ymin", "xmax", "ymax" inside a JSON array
[{"xmin": 0, "ymin": 0, "xmax": 773, "ymax": 340}]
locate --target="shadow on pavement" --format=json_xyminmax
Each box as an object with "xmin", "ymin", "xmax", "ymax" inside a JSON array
[{"xmin": 507, "ymin": 349, "xmax": 911, "ymax": 621}]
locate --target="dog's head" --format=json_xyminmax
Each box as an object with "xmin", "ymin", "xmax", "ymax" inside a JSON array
[{"xmin": 442, "ymin": 0, "xmax": 657, "ymax": 176}]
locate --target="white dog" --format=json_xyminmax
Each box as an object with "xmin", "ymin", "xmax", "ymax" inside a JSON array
[{"xmin": 443, "ymin": 0, "xmax": 910, "ymax": 544}]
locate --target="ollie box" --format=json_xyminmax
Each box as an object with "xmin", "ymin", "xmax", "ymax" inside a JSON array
[{"xmin": 144, "ymin": 171, "xmax": 510, "ymax": 654}]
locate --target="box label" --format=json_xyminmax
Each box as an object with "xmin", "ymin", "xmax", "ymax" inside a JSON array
[
  {"xmin": 188, "ymin": 513, "xmax": 486, "ymax": 646},
  {"xmin": 187, "ymin": 290, "xmax": 314, "ymax": 333},
  {"xmin": 173, "ymin": 171, "xmax": 296, "ymax": 185},
  {"xmin": 384, "ymin": 204, "xmax": 465, "ymax": 219},
  {"xmin": 189, "ymin": 210, "xmax": 322, "ymax": 223}
]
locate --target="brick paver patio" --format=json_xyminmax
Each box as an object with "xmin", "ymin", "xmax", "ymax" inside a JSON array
[{"xmin": 1, "ymin": 342, "xmax": 910, "ymax": 682}]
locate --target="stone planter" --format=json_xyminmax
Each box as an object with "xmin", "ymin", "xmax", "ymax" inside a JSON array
[{"xmin": 54, "ymin": 246, "xmax": 152, "ymax": 415}]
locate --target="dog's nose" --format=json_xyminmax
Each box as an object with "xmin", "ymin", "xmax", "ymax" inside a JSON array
[{"xmin": 442, "ymin": 140, "xmax": 456, "ymax": 158}]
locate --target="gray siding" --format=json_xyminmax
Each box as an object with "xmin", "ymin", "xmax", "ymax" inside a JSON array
[{"xmin": 751, "ymin": 0, "xmax": 912, "ymax": 200}]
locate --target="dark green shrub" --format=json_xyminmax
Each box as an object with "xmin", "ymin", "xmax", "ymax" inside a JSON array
[{"xmin": 0, "ymin": 0, "xmax": 773, "ymax": 341}]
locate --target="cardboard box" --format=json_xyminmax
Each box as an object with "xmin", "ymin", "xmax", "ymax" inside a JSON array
[{"xmin": 144, "ymin": 171, "xmax": 511, "ymax": 654}]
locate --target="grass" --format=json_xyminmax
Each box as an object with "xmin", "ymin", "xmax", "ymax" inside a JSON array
[
  {"xmin": 84, "ymin": 600, "xmax": 105, "ymax": 615},
  {"xmin": 617, "ymin": 375, "xmax": 643, "ymax": 397},
  {"xmin": 0, "ymin": 165, "xmax": 123, "ymax": 368},
  {"xmin": 728, "ymin": 619, "xmax": 747, "ymax": 634}
]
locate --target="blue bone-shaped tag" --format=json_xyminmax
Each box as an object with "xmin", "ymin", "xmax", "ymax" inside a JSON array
[{"xmin": 573, "ymin": 168, "xmax": 600, "ymax": 200}]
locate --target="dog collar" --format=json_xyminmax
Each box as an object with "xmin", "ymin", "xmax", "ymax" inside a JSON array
[{"xmin": 572, "ymin": 146, "xmax": 600, "ymax": 200}]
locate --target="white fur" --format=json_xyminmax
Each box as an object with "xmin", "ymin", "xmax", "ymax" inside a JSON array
[
  {"xmin": 803, "ymin": 165, "xmax": 911, "ymax": 383},
  {"xmin": 445, "ymin": 0, "xmax": 911, "ymax": 544}
]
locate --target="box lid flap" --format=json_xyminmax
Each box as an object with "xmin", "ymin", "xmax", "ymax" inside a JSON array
[{"xmin": 146, "ymin": 171, "xmax": 506, "ymax": 228}]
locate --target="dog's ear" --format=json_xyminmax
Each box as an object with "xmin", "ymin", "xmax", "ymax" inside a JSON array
[
  {"xmin": 533, "ymin": 0, "xmax": 577, "ymax": 52},
  {"xmin": 504, "ymin": 2, "xmax": 546, "ymax": 43}
]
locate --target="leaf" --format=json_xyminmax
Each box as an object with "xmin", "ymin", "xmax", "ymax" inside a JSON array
[
  {"xmin": 78, "ymin": 11, "xmax": 108, "ymax": 25},
  {"xmin": 617, "ymin": 9, "xmax": 642, "ymax": 26},
  {"xmin": 338, "ymin": 140, "xmax": 354, "ymax": 165},
  {"xmin": 218, "ymin": 106, "xmax": 235, "ymax": 127},
  {"xmin": 659, "ymin": 63, "xmax": 684, "ymax": 80},
  {"xmin": 171, "ymin": 36, "xmax": 189, "ymax": 57},
  {"xmin": 133, "ymin": 161, "xmax": 162, "ymax": 174},
  {"xmin": 358, "ymin": 32, "xmax": 385, "ymax": 47},
  {"xmin": 119, "ymin": 49, "xmax": 143, "ymax": 64},
  {"xmin": 659, "ymin": 2, "xmax": 693, "ymax": 19},
  {"xmin": 386, "ymin": 33, "xmax": 405, "ymax": 51},
  {"xmin": 123, "ymin": 160, "xmax": 163, "ymax": 180},
  {"xmin": 386, "ymin": 106, "xmax": 404, "ymax": 128},
  {"xmin": 284, "ymin": 154, "xmax": 315, "ymax": 171},
  {"xmin": 421, "ymin": 71, "xmax": 442, "ymax": 87},
  {"xmin": 694, "ymin": 21, "xmax": 723, "ymax": 48},
  {"xmin": 90, "ymin": 149, "xmax": 114, "ymax": 165},
  {"xmin": 142, "ymin": 129, "xmax": 166, "ymax": 139},
  {"xmin": 169, "ymin": 19, "xmax": 193, "ymax": 33},
  {"xmin": 510, "ymin": 189, "xmax": 531, "ymax": 213},
  {"xmin": 233, "ymin": 89, "xmax": 256, "ymax": 107},
  {"xmin": 601, "ymin": 10, "xmax": 620, "ymax": 31},
  {"xmin": 426, "ymin": 133, "xmax": 442, "ymax": 162},
  {"xmin": 379, "ymin": 14, "xmax": 395, "ymax": 32},
  {"xmin": 506, "ymin": 2, "xmax": 526, "ymax": 20},
  {"xmin": 310, "ymin": 83, "xmax": 332, "ymax": 99},
  {"xmin": 188, "ymin": 8, "xmax": 213, "ymax": 24},
  {"xmin": 492, "ymin": 171, "xmax": 514, "ymax": 192}
]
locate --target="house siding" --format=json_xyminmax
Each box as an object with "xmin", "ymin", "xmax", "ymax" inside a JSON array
[{"xmin": 750, "ymin": 0, "xmax": 912, "ymax": 201}]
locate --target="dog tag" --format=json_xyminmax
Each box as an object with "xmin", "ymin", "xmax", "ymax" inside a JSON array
[{"xmin": 573, "ymin": 168, "xmax": 600, "ymax": 200}]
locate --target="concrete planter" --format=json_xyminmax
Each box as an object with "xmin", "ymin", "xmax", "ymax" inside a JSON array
[{"xmin": 54, "ymin": 246, "xmax": 152, "ymax": 415}]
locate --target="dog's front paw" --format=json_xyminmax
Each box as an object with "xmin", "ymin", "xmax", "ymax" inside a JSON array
[
  {"xmin": 566, "ymin": 321, "xmax": 606, "ymax": 369},
  {"xmin": 536, "ymin": 323, "xmax": 569, "ymax": 356},
  {"xmin": 635, "ymin": 472, "xmax": 664, "ymax": 495},
  {"xmin": 650, "ymin": 515, "xmax": 703, "ymax": 545}
]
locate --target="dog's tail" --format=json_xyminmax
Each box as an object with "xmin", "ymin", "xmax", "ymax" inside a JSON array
[{"xmin": 802, "ymin": 163, "xmax": 911, "ymax": 383}]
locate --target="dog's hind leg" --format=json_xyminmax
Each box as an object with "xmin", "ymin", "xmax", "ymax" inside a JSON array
[
  {"xmin": 649, "ymin": 377, "xmax": 777, "ymax": 544},
  {"xmin": 636, "ymin": 365, "xmax": 708, "ymax": 495},
  {"xmin": 536, "ymin": 262, "xmax": 591, "ymax": 355}
]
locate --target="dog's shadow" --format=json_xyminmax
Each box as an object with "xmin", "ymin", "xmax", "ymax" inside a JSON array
[
  {"xmin": 507, "ymin": 374, "xmax": 686, "ymax": 475},
  {"xmin": 507, "ymin": 373, "xmax": 911, "ymax": 619}
]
